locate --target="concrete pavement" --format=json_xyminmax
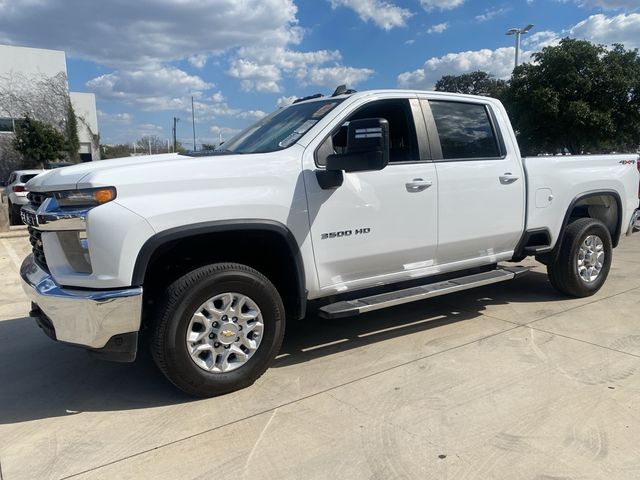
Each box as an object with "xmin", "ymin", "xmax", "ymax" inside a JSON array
[{"xmin": 0, "ymin": 234, "xmax": 639, "ymax": 479}]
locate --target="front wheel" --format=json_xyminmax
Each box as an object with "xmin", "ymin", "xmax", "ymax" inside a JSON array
[
  {"xmin": 151, "ymin": 263, "xmax": 286, "ymax": 397},
  {"xmin": 547, "ymin": 218, "xmax": 612, "ymax": 297}
]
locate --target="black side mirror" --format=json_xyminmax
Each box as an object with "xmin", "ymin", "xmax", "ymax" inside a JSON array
[{"xmin": 325, "ymin": 118, "xmax": 390, "ymax": 172}]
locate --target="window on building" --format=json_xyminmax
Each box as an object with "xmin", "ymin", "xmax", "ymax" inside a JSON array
[{"xmin": 0, "ymin": 118, "xmax": 15, "ymax": 133}]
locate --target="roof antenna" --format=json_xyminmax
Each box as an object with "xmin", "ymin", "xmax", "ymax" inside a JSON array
[{"xmin": 332, "ymin": 84, "xmax": 357, "ymax": 97}]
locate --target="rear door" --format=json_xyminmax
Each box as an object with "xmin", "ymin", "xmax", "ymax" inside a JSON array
[{"xmin": 420, "ymin": 97, "xmax": 525, "ymax": 266}]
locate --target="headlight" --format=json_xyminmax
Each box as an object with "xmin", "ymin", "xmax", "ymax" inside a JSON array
[{"xmin": 54, "ymin": 187, "xmax": 116, "ymax": 207}]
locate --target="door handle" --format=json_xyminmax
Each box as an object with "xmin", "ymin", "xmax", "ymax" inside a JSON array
[
  {"xmin": 499, "ymin": 173, "xmax": 519, "ymax": 185},
  {"xmin": 405, "ymin": 178, "xmax": 433, "ymax": 192}
]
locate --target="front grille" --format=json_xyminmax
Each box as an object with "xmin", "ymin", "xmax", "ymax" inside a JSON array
[
  {"xmin": 26, "ymin": 192, "xmax": 51, "ymax": 271},
  {"xmin": 28, "ymin": 227, "xmax": 48, "ymax": 271}
]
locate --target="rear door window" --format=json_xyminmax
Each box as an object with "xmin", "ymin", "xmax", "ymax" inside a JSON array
[{"xmin": 429, "ymin": 101, "xmax": 501, "ymax": 160}]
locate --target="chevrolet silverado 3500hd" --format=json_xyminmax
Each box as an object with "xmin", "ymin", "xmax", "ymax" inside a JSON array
[{"xmin": 20, "ymin": 89, "xmax": 640, "ymax": 396}]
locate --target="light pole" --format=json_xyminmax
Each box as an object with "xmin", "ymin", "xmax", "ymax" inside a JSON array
[
  {"xmin": 172, "ymin": 117, "xmax": 180, "ymax": 152},
  {"xmin": 506, "ymin": 24, "xmax": 534, "ymax": 69}
]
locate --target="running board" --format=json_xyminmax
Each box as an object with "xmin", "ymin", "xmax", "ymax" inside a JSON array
[{"xmin": 319, "ymin": 267, "xmax": 529, "ymax": 319}]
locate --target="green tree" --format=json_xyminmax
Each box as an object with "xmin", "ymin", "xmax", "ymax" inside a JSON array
[
  {"xmin": 12, "ymin": 116, "xmax": 67, "ymax": 167},
  {"xmin": 100, "ymin": 143, "xmax": 132, "ymax": 159},
  {"xmin": 64, "ymin": 99, "xmax": 80, "ymax": 161},
  {"xmin": 435, "ymin": 71, "xmax": 508, "ymax": 98},
  {"xmin": 503, "ymin": 38, "xmax": 640, "ymax": 155}
]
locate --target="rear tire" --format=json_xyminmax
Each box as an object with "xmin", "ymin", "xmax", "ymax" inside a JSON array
[
  {"xmin": 151, "ymin": 263, "xmax": 285, "ymax": 397},
  {"xmin": 8, "ymin": 202, "xmax": 21, "ymax": 226},
  {"xmin": 547, "ymin": 218, "xmax": 612, "ymax": 297}
]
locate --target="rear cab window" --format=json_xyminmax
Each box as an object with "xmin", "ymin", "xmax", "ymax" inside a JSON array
[{"xmin": 428, "ymin": 101, "xmax": 502, "ymax": 160}]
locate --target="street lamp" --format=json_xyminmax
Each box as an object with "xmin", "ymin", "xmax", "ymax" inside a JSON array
[{"xmin": 506, "ymin": 24, "xmax": 534, "ymax": 69}]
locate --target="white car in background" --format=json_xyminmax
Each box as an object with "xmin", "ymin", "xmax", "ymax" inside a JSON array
[{"xmin": 3, "ymin": 169, "xmax": 44, "ymax": 225}]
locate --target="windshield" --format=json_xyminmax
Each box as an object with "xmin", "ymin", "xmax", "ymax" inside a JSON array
[{"xmin": 218, "ymin": 98, "xmax": 344, "ymax": 154}]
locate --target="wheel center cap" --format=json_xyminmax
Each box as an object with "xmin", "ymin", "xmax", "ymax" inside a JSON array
[{"xmin": 218, "ymin": 323, "xmax": 239, "ymax": 345}]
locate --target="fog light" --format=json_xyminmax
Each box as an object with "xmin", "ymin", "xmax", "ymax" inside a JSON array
[{"xmin": 58, "ymin": 231, "xmax": 92, "ymax": 273}]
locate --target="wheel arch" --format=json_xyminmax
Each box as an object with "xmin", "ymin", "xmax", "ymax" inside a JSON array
[
  {"xmin": 132, "ymin": 219, "xmax": 307, "ymax": 320},
  {"xmin": 539, "ymin": 190, "xmax": 623, "ymax": 264}
]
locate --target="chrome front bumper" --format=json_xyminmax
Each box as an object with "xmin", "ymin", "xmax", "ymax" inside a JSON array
[
  {"xmin": 628, "ymin": 209, "xmax": 640, "ymax": 236},
  {"xmin": 20, "ymin": 254, "xmax": 143, "ymax": 352}
]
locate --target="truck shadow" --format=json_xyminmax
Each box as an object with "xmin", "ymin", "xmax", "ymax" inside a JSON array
[
  {"xmin": 0, "ymin": 270, "xmax": 566, "ymax": 424},
  {"xmin": 274, "ymin": 269, "xmax": 566, "ymax": 367}
]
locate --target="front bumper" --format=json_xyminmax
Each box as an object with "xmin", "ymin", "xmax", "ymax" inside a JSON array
[
  {"xmin": 628, "ymin": 209, "xmax": 640, "ymax": 236},
  {"xmin": 20, "ymin": 254, "xmax": 143, "ymax": 361}
]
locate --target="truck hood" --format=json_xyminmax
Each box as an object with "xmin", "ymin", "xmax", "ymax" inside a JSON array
[{"xmin": 26, "ymin": 153, "xmax": 184, "ymax": 192}]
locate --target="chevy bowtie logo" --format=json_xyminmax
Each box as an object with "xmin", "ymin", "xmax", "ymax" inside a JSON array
[{"xmin": 221, "ymin": 330, "xmax": 235, "ymax": 338}]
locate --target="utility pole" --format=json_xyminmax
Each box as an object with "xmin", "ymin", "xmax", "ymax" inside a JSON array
[
  {"xmin": 506, "ymin": 24, "xmax": 534, "ymax": 69},
  {"xmin": 172, "ymin": 117, "xmax": 180, "ymax": 152},
  {"xmin": 191, "ymin": 96, "xmax": 197, "ymax": 151}
]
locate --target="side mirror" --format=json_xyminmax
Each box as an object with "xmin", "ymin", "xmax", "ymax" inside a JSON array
[{"xmin": 325, "ymin": 118, "xmax": 389, "ymax": 173}]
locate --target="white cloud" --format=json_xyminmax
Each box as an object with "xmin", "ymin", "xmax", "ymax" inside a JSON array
[
  {"xmin": 97, "ymin": 111, "xmax": 133, "ymax": 124},
  {"xmin": 227, "ymin": 46, "xmax": 372, "ymax": 92},
  {"xmin": 210, "ymin": 91, "xmax": 226, "ymax": 103},
  {"xmin": 569, "ymin": 13, "xmax": 640, "ymax": 49},
  {"xmin": 565, "ymin": 0, "xmax": 640, "ymax": 9},
  {"xmin": 188, "ymin": 54, "xmax": 208, "ymax": 69},
  {"xmin": 302, "ymin": 66, "xmax": 375, "ymax": 88},
  {"xmin": 329, "ymin": 0, "xmax": 413, "ymax": 30},
  {"xmin": 397, "ymin": 47, "xmax": 520, "ymax": 89},
  {"xmin": 239, "ymin": 110, "xmax": 268, "ymax": 120},
  {"xmin": 522, "ymin": 30, "xmax": 561, "ymax": 49},
  {"xmin": 87, "ymin": 67, "xmax": 213, "ymax": 110},
  {"xmin": 475, "ymin": 7, "xmax": 510, "ymax": 23},
  {"xmin": 427, "ymin": 22, "xmax": 449, "ymax": 34},
  {"xmin": 226, "ymin": 59, "xmax": 282, "ymax": 92},
  {"xmin": 277, "ymin": 95, "xmax": 298, "ymax": 107},
  {"xmin": 0, "ymin": 0, "xmax": 301, "ymax": 69},
  {"xmin": 420, "ymin": 0, "xmax": 465, "ymax": 11}
]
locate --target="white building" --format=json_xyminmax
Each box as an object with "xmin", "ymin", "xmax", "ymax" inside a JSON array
[{"xmin": 0, "ymin": 44, "xmax": 100, "ymax": 161}]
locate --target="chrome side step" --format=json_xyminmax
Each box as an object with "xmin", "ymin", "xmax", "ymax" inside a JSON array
[{"xmin": 319, "ymin": 267, "xmax": 529, "ymax": 319}]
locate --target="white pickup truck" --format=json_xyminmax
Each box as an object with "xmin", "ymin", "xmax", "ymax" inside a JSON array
[{"xmin": 20, "ymin": 88, "xmax": 640, "ymax": 397}]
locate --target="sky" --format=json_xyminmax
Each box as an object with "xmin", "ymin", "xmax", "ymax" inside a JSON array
[{"xmin": 0, "ymin": 0, "xmax": 638, "ymax": 147}]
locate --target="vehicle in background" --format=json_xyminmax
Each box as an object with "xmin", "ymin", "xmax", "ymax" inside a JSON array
[
  {"xmin": 46, "ymin": 162, "xmax": 75, "ymax": 169},
  {"xmin": 3, "ymin": 170, "xmax": 44, "ymax": 225}
]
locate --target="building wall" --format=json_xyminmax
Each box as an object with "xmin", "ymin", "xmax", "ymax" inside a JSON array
[
  {"xmin": 0, "ymin": 44, "xmax": 100, "ymax": 160},
  {"xmin": 70, "ymin": 92, "xmax": 100, "ymax": 161},
  {"xmin": 0, "ymin": 44, "xmax": 67, "ymax": 78}
]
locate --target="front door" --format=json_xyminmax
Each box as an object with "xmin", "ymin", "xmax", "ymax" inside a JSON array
[{"xmin": 304, "ymin": 96, "xmax": 439, "ymax": 296}]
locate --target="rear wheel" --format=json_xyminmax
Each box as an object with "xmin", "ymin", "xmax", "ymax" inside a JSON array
[
  {"xmin": 547, "ymin": 218, "xmax": 612, "ymax": 297},
  {"xmin": 151, "ymin": 263, "xmax": 285, "ymax": 397},
  {"xmin": 8, "ymin": 202, "xmax": 21, "ymax": 226}
]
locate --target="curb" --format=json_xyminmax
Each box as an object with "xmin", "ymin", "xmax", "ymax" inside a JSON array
[{"xmin": 0, "ymin": 230, "xmax": 29, "ymax": 239}]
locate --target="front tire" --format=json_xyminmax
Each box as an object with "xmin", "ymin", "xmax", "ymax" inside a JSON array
[
  {"xmin": 547, "ymin": 218, "xmax": 612, "ymax": 297},
  {"xmin": 151, "ymin": 263, "xmax": 285, "ymax": 397}
]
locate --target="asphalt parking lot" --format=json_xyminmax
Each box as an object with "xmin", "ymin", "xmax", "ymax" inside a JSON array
[{"xmin": 1, "ymin": 234, "xmax": 639, "ymax": 480}]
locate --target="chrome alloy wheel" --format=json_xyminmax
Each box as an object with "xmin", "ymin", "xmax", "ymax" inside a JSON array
[
  {"xmin": 186, "ymin": 292, "xmax": 264, "ymax": 373},
  {"xmin": 577, "ymin": 234, "xmax": 605, "ymax": 283}
]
